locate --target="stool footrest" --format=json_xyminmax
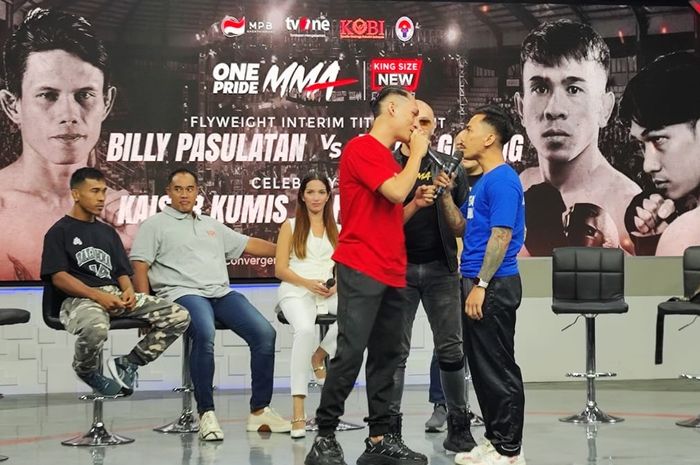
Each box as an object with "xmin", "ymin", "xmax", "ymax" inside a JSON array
[
  {"xmin": 79, "ymin": 393, "xmax": 125, "ymax": 401},
  {"xmin": 565, "ymin": 372, "xmax": 617, "ymax": 379},
  {"xmin": 172, "ymin": 386, "xmax": 194, "ymax": 393},
  {"xmin": 304, "ymin": 417, "xmax": 364, "ymax": 432},
  {"xmin": 680, "ymin": 373, "xmax": 700, "ymax": 381}
]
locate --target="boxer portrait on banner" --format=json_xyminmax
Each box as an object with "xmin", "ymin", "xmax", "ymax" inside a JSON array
[
  {"xmin": 619, "ymin": 51, "xmax": 700, "ymax": 256},
  {"xmin": 0, "ymin": 8, "xmax": 135, "ymax": 280},
  {"xmin": 514, "ymin": 20, "xmax": 641, "ymax": 255}
]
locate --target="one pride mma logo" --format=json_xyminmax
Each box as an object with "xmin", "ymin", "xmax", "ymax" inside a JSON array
[
  {"xmin": 221, "ymin": 16, "xmax": 245, "ymax": 37},
  {"xmin": 370, "ymin": 58, "xmax": 423, "ymax": 92},
  {"xmin": 339, "ymin": 18, "xmax": 385, "ymax": 39},
  {"xmin": 395, "ymin": 16, "xmax": 415, "ymax": 42},
  {"xmin": 212, "ymin": 60, "xmax": 358, "ymax": 100}
]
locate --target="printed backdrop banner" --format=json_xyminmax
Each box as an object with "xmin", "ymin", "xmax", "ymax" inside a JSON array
[{"xmin": 0, "ymin": 1, "xmax": 698, "ymax": 282}]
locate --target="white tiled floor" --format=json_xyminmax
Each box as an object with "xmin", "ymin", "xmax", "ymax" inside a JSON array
[{"xmin": 0, "ymin": 381, "xmax": 699, "ymax": 465}]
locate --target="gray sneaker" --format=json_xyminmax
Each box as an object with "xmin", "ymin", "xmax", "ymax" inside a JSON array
[{"xmin": 425, "ymin": 403, "xmax": 448, "ymax": 432}]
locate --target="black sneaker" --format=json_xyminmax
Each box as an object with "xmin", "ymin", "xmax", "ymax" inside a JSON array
[
  {"xmin": 356, "ymin": 435, "xmax": 427, "ymax": 465},
  {"xmin": 387, "ymin": 415, "xmax": 427, "ymax": 463},
  {"xmin": 305, "ymin": 435, "xmax": 347, "ymax": 465},
  {"xmin": 77, "ymin": 370, "xmax": 123, "ymax": 396},
  {"xmin": 443, "ymin": 408, "xmax": 477, "ymax": 453}
]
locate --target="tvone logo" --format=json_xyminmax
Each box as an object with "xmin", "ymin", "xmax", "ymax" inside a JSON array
[{"xmin": 285, "ymin": 16, "xmax": 330, "ymax": 32}]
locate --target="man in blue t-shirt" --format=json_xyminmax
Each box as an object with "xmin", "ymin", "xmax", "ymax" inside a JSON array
[{"xmin": 454, "ymin": 106, "xmax": 527, "ymax": 465}]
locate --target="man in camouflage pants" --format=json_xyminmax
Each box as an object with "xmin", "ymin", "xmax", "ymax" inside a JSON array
[{"xmin": 42, "ymin": 168, "xmax": 190, "ymax": 396}]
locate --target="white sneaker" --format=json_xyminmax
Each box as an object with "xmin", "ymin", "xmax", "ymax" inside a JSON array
[
  {"xmin": 455, "ymin": 440, "xmax": 494, "ymax": 464},
  {"xmin": 247, "ymin": 406, "xmax": 292, "ymax": 433},
  {"xmin": 466, "ymin": 448, "xmax": 526, "ymax": 465},
  {"xmin": 199, "ymin": 411, "xmax": 224, "ymax": 441}
]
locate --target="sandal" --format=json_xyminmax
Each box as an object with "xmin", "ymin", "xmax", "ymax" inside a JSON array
[
  {"xmin": 312, "ymin": 365, "xmax": 326, "ymax": 385},
  {"xmin": 291, "ymin": 417, "xmax": 306, "ymax": 439}
]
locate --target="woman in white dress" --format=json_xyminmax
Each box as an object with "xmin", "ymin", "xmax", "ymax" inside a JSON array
[{"xmin": 275, "ymin": 172, "xmax": 339, "ymax": 438}]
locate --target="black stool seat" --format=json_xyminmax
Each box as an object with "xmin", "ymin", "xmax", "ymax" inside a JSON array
[
  {"xmin": 552, "ymin": 300, "xmax": 628, "ymax": 314},
  {"xmin": 656, "ymin": 301, "xmax": 700, "ymax": 365},
  {"xmin": 657, "ymin": 301, "xmax": 700, "ymax": 315},
  {"xmin": 274, "ymin": 306, "xmax": 362, "ymax": 432},
  {"xmin": 0, "ymin": 309, "xmax": 29, "ymax": 462},
  {"xmin": 551, "ymin": 247, "xmax": 627, "ymax": 424},
  {"xmin": 654, "ymin": 246, "xmax": 700, "ymax": 428},
  {"xmin": 41, "ymin": 282, "xmax": 147, "ymax": 446},
  {"xmin": 276, "ymin": 312, "xmax": 337, "ymax": 326},
  {"xmin": 0, "ymin": 309, "xmax": 30, "ymax": 326}
]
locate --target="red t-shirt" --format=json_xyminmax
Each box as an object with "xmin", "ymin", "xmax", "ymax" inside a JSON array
[{"xmin": 333, "ymin": 134, "xmax": 407, "ymax": 287}]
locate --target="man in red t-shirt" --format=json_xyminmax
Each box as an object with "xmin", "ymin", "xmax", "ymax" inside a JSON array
[{"xmin": 305, "ymin": 86, "xmax": 431, "ymax": 465}]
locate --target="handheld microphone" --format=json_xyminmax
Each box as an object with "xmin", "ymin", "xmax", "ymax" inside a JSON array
[{"xmin": 427, "ymin": 151, "xmax": 462, "ymax": 197}]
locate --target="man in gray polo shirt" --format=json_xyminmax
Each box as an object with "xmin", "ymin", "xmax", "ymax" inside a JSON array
[{"xmin": 130, "ymin": 167, "xmax": 289, "ymax": 441}]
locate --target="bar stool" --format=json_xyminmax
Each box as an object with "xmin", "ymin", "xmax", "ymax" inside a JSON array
[
  {"xmin": 0, "ymin": 308, "xmax": 31, "ymax": 461},
  {"xmin": 154, "ymin": 320, "xmax": 226, "ymax": 434},
  {"xmin": 42, "ymin": 283, "xmax": 149, "ymax": 446},
  {"xmin": 551, "ymin": 247, "xmax": 628, "ymax": 424},
  {"xmin": 275, "ymin": 309, "xmax": 363, "ymax": 432},
  {"xmin": 655, "ymin": 245, "xmax": 700, "ymax": 427}
]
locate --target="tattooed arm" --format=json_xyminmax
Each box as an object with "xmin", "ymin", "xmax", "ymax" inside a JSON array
[
  {"xmin": 465, "ymin": 227, "xmax": 512, "ymax": 320},
  {"xmin": 434, "ymin": 172, "xmax": 466, "ymax": 236},
  {"xmin": 477, "ymin": 227, "xmax": 513, "ymax": 283},
  {"xmin": 440, "ymin": 192, "xmax": 466, "ymax": 236}
]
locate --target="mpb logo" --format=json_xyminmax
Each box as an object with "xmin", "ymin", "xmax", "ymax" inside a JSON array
[
  {"xmin": 339, "ymin": 18, "xmax": 385, "ymax": 40},
  {"xmin": 221, "ymin": 16, "xmax": 245, "ymax": 37}
]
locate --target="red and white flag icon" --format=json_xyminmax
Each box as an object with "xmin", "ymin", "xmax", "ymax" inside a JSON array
[{"xmin": 221, "ymin": 16, "xmax": 245, "ymax": 37}]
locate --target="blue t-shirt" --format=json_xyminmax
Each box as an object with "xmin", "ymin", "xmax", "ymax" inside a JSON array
[{"xmin": 460, "ymin": 164, "xmax": 525, "ymax": 278}]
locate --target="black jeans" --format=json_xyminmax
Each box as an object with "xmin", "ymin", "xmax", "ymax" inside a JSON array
[
  {"xmin": 462, "ymin": 275, "xmax": 525, "ymax": 457},
  {"xmin": 316, "ymin": 263, "xmax": 410, "ymax": 437},
  {"xmin": 388, "ymin": 260, "xmax": 464, "ymax": 416}
]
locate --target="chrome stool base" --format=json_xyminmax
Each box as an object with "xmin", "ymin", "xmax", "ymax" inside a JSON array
[
  {"xmin": 560, "ymin": 405, "xmax": 624, "ymax": 424},
  {"xmin": 61, "ymin": 422, "xmax": 134, "ymax": 446},
  {"xmin": 154, "ymin": 409, "xmax": 199, "ymax": 433},
  {"xmin": 676, "ymin": 414, "xmax": 700, "ymax": 428}
]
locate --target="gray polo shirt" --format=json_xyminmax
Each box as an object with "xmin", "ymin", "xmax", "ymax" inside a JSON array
[{"xmin": 130, "ymin": 206, "xmax": 249, "ymax": 302}]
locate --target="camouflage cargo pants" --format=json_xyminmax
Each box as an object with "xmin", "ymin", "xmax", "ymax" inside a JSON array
[{"xmin": 60, "ymin": 285, "xmax": 190, "ymax": 374}]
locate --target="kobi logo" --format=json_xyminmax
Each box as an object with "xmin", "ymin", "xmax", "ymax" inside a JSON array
[
  {"xmin": 285, "ymin": 16, "xmax": 330, "ymax": 38},
  {"xmin": 370, "ymin": 58, "xmax": 423, "ymax": 92},
  {"xmin": 340, "ymin": 18, "xmax": 385, "ymax": 39},
  {"xmin": 395, "ymin": 16, "xmax": 415, "ymax": 42},
  {"xmin": 221, "ymin": 16, "xmax": 246, "ymax": 37}
]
